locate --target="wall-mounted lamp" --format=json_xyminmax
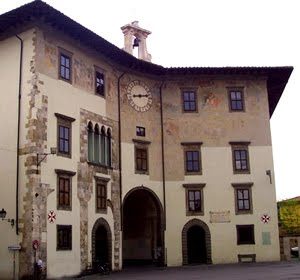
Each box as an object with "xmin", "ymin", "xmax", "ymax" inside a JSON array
[
  {"xmin": 36, "ymin": 147, "xmax": 57, "ymax": 174},
  {"xmin": 266, "ymin": 170, "xmax": 272, "ymax": 184},
  {"xmin": 0, "ymin": 208, "xmax": 15, "ymax": 227}
]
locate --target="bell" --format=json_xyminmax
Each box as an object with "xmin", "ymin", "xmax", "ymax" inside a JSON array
[{"xmin": 133, "ymin": 37, "xmax": 140, "ymax": 48}]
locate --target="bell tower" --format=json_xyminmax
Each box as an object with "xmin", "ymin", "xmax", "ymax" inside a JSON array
[{"xmin": 121, "ymin": 21, "xmax": 152, "ymax": 62}]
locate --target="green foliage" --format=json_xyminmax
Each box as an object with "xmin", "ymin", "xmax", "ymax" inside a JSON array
[{"xmin": 278, "ymin": 201, "xmax": 300, "ymax": 235}]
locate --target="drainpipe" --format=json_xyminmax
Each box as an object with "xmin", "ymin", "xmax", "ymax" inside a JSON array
[
  {"xmin": 117, "ymin": 72, "xmax": 125, "ymax": 230},
  {"xmin": 159, "ymin": 81, "xmax": 166, "ymax": 265},
  {"xmin": 15, "ymin": 35, "xmax": 23, "ymax": 235}
]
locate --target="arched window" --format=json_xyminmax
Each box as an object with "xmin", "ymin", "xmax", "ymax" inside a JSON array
[
  {"xmin": 88, "ymin": 122, "xmax": 94, "ymax": 162},
  {"xmin": 94, "ymin": 124, "xmax": 100, "ymax": 163},
  {"xmin": 100, "ymin": 126, "xmax": 106, "ymax": 165},
  {"xmin": 88, "ymin": 122, "xmax": 111, "ymax": 166},
  {"xmin": 107, "ymin": 128, "xmax": 112, "ymax": 167}
]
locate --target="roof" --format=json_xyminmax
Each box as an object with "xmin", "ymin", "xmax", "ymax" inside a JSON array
[
  {"xmin": 279, "ymin": 196, "xmax": 300, "ymax": 203},
  {"xmin": 0, "ymin": 0, "xmax": 293, "ymax": 116}
]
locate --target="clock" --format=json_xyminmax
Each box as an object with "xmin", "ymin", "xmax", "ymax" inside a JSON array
[{"xmin": 126, "ymin": 80, "xmax": 152, "ymax": 112}]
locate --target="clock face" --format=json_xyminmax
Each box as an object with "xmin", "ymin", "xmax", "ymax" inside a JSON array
[{"xmin": 126, "ymin": 80, "xmax": 152, "ymax": 112}]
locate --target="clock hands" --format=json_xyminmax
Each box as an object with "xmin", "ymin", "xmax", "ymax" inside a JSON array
[{"xmin": 132, "ymin": 94, "xmax": 150, "ymax": 98}]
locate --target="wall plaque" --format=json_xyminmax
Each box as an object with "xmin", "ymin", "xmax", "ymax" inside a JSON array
[{"xmin": 210, "ymin": 210, "xmax": 231, "ymax": 223}]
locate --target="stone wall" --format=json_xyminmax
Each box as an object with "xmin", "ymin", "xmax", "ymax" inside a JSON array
[
  {"xmin": 19, "ymin": 30, "xmax": 51, "ymax": 278},
  {"xmin": 78, "ymin": 109, "xmax": 121, "ymax": 270}
]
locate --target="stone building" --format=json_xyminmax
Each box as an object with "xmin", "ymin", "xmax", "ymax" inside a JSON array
[{"xmin": 0, "ymin": 1, "xmax": 293, "ymax": 279}]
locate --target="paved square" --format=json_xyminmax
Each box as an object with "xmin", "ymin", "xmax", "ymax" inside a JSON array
[{"xmin": 71, "ymin": 261, "xmax": 300, "ymax": 280}]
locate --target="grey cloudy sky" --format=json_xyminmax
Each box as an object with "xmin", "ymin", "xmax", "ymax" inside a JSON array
[{"xmin": 1, "ymin": 0, "xmax": 299, "ymax": 201}]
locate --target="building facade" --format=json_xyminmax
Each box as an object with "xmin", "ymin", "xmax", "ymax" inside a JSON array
[{"xmin": 0, "ymin": 1, "xmax": 293, "ymax": 279}]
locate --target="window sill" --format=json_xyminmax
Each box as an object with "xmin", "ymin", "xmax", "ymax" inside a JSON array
[
  {"xmin": 59, "ymin": 76, "xmax": 72, "ymax": 84},
  {"xmin": 96, "ymin": 209, "xmax": 108, "ymax": 214},
  {"xmin": 186, "ymin": 211, "xmax": 204, "ymax": 216},
  {"xmin": 95, "ymin": 92, "xmax": 105, "ymax": 98},
  {"xmin": 185, "ymin": 171, "xmax": 202, "ymax": 176},
  {"xmin": 233, "ymin": 170, "xmax": 250, "ymax": 174},
  {"xmin": 56, "ymin": 248, "xmax": 72, "ymax": 251},
  {"xmin": 57, "ymin": 152, "xmax": 72, "ymax": 159},
  {"xmin": 236, "ymin": 210, "xmax": 253, "ymax": 215},
  {"xmin": 182, "ymin": 110, "xmax": 198, "ymax": 113},
  {"xmin": 229, "ymin": 109, "xmax": 245, "ymax": 113},
  {"xmin": 57, "ymin": 207, "xmax": 72, "ymax": 211},
  {"xmin": 87, "ymin": 161, "xmax": 113, "ymax": 169},
  {"xmin": 135, "ymin": 170, "xmax": 149, "ymax": 175}
]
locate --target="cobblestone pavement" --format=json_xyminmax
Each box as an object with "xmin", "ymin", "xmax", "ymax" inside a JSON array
[{"xmin": 67, "ymin": 261, "xmax": 300, "ymax": 280}]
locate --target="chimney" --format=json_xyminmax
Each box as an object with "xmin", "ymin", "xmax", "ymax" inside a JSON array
[{"xmin": 121, "ymin": 21, "xmax": 152, "ymax": 62}]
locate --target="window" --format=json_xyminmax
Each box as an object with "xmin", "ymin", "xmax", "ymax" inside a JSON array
[
  {"xmin": 58, "ymin": 177, "xmax": 70, "ymax": 209},
  {"xmin": 55, "ymin": 113, "xmax": 75, "ymax": 158},
  {"xmin": 182, "ymin": 90, "xmax": 197, "ymax": 112},
  {"xmin": 107, "ymin": 129, "xmax": 112, "ymax": 166},
  {"xmin": 96, "ymin": 183, "xmax": 106, "ymax": 211},
  {"xmin": 59, "ymin": 125, "xmax": 69, "ymax": 154},
  {"xmin": 188, "ymin": 190, "xmax": 201, "ymax": 211},
  {"xmin": 57, "ymin": 225, "xmax": 72, "ymax": 250},
  {"xmin": 87, "ymin": 122, "xmax": 112, "ymax": 167},
  {"xmin": 136, "ymin": 148, "xmax": 148, "ymax": 171},
  {"xmin": 232, "ymin": 183, "xmax": 253, "ymax": 214},
  {"xmin": 181, "ymin": 142, "xmax": 203, "ymax": 175},
  {"xmin": 230, "ymin": 142, "xmax": 250, "ymax": 174},
  {"xmin": 186, "ymin": 151, "xmax": 200, "ymax": 172},
  {"xmin": 183, "ymin": 183, "xmax": 205, "ymax": 216},
  {"xmin": 228, "ymin": 88, "xmax": 244, "ymax": 111},
  {"xmin": 55, "ymin": 169, "xmax": 76, "ymax": 211},
  {"xmin": 136, "ymin": 126, "xmax": 145, "ymax": 137},
  {"xmin": 95, "ymin": 177, "xmax": 109, "ymax": 213},
  {"xmin": 236, "ymin": 225, "xmax": 255, "ymax": 245},
  {"xmin": 59, "ymin": 49, "xmax": 72, "ymax": 82},
  {"xmin": 95, "ymin": 70, "xmax": 105, "ymax": 97},
  {"xmin": 133, "ymin": 139, "xmax": 150, "ymax": 174}
]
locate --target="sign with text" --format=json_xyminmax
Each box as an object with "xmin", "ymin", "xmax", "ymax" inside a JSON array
[{"xmin": 210, "ymin": 211, "xmax": 231, "ymax": 223}]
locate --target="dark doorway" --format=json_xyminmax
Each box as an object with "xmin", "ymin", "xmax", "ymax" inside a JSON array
[
  {"xmin": 187, "ymin": 225, "xmax": 207, "ymax": 264},
  {"xmin": 123, "ymin": 188, "xmax": 163, "ymax": 267},
  {"xmin": 92, "ymin": 218, "xmax": 112, "ymax": 269},
  {"xmin": 95, "ymin": 225, "xmax": 109, "ymax": 264}
]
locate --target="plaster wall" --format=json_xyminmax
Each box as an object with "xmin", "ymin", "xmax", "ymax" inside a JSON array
[
  {"xmin": 34, "ymin": 27, "xmax": 119, "ymax": 121},
  {"xmin": 0, "ymin": 29, "xmax": 36, "ymax": 279},
  {"xmin": 121, "ymin": 142, "xmax": 164, "ymax": 201},
  {"xmin": 165, "ymin": 146, "xmax": 279, "ymax": 265},
  {"xmin": 119, "ymin": 74, "xmax": 278, "ymax": 266},
  {"xmin": 33, "ymin": 24, "xmax": 121, "ymax": 276},
  {"xmin": 0, "ymin": 34, "xmax": 19, "ymax": 280},
  {"xmin": 162, "ymin": 79, "xmax": 271, "ymax": 181},
  {"xmin": 38, "ymin": 72, "xmax": 117, "ymax": 277}
]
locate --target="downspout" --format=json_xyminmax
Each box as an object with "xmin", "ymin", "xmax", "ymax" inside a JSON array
[
  {"xmin": 15, "ymin": 35, "xmax": 23, "ymax": 235},
  {"xmin": 159, "ymin": 81, "xmax": 166, "ymax": 265},
  {"xmin": 117, "ymin": 72, "xmax": 125, "ymax": 230}
]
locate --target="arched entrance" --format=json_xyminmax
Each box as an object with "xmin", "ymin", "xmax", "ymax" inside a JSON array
[
  {"xmin": 182, "ymin": 219, "xmax": 212, "ymax": 265},
  {"xmin": 123, "ymin": 187, "xmax": 164, "ymax": 266},
  {"xmin": 187, "ymin": 225, "xmax": 206, "ymax": 263},
  {"xmin": 92, "ymin": 218, "xmax": 112, "ymax": 268}
]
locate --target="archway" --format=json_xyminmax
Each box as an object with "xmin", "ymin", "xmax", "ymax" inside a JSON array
[
  {"xmin": 182, "ymin": 219, "xmax": 212, "ymax": 265},
  {"xmin": 187, "ymin": 225, "xmax": 206, "ymax": 263},
  {"xmin": 122, "ymin": 187, "xmax": 164, "ymax": 266},
  {"xmin": 92, "ymin": 218, "xmax": 112, "ymax": 268}
]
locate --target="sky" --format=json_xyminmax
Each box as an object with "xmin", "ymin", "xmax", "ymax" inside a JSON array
[{"xmin": 0, "ymin": 0, "xmax": 299, "ymax": 201}]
